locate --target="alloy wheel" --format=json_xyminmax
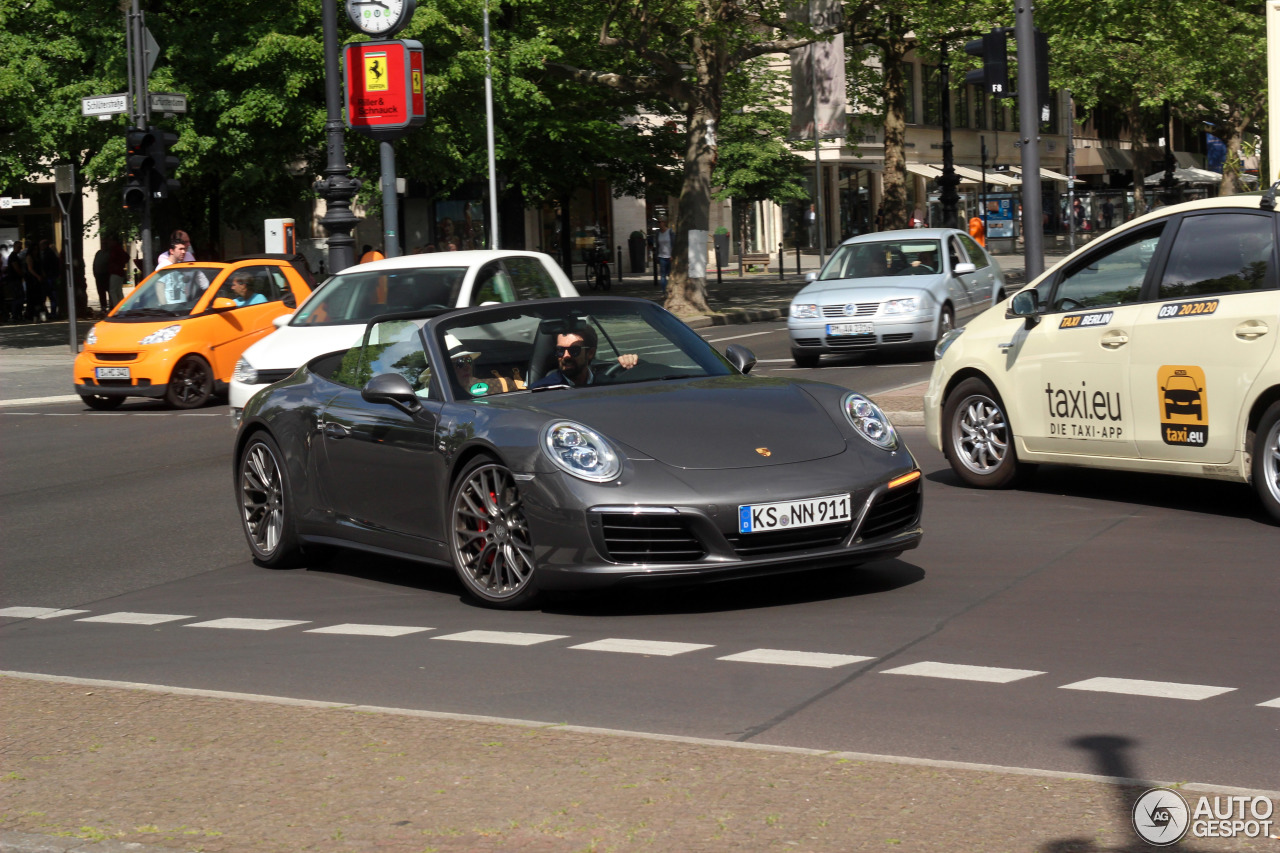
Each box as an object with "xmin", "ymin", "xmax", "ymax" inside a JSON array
[
  {"xmin": 240, "ymin": 441, "xmax": 285, "ymax": 558},
  {"xmin": 953, "ymin": 394, "xmax": 1009, "ymax": 474},
  {"xmin": 451, "ymin": 463, "xmax": 536, "ymax": 601}
]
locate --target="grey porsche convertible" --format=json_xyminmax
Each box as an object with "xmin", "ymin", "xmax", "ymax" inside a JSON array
[{"xmin": 234, "ymin": 297, "xmax": 923, "ymax": 608}]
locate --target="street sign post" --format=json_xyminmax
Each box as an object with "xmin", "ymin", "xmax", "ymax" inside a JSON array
[{"xmin": 54, "ymin": 165, "xmax": 79, "ymax": 354}]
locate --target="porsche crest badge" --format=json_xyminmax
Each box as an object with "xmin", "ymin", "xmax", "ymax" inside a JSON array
[{"xmin": 755, "ymin": 447, "xmax": 772, "ymax": 457}]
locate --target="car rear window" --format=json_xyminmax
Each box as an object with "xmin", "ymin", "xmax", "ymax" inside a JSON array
[{"xmin": 292, "ymin": 267, "xmax": 465, "ymax": 326}]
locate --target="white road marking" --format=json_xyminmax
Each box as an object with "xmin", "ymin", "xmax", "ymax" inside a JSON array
[
  {"xmin": 0, "ymin": 395, "xmax": 83, "ymax": 408},
  {"xmin": 306, "ymin": 623, "xmax": 432, "ymax": 637},
  {"xmin": 704, "ymin": 330, "xmax": 780, "ymax": 343},
  {"xmin": 77, "ymin": 612, "xmax": 193, "ymax": 625},
  {"xmin": 186, "ymin": 618, "xmax": 310, "ymax": 631},
  {"xmin": 881, "ymin": 661, "xmax": 1045, "ymax": 683},
  {"xmin": 0, "ymin": 607, "xmax": 88, "ymax": 619},
  {"xmin": 718, "ymin": 648, "xmax": 874, "ymax": 668},
  {"xmin": 432, "ymin": 630, "xmax": 567, "ymax": 646},
  {"xmin": 570, "ymin": 638, "xmax": 713, "ymax": 656},
  {"xmin": 1060, "ymin": 677, "xmax": 1236, "ymax": 701},
  {"xmin": 1258, "ymin": 697, "xmax": 1280, "ymax": 709}
]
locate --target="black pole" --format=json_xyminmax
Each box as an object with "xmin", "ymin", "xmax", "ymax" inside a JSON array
[
  {"xmin": 651, "ymin": 243, "xmax": 658, "ymax": 288},
  {"xmin": 938, "ymin": 40, "xmax": 960, "ymax": 229},
  {"xmin": 616, "ymin": 245, "xmax": 622, "ymax": 282},
  {"xmin": 778, "ymin": 243, "xmax": 784, "ymax": 280},
  {"xmin": 715, "ymin": 244, "xmax": 722, "ymax": 286},
  {"xmin": 1015, "ymin": 8, "xmax": 1044, "ymax": 281},
  {"xmin": 314, "ymin": 0, "xmax": 361, "ymax": 274},
  {"xmin": 980, "ymin": 136, "xmax": 989, "ymax": 240}
]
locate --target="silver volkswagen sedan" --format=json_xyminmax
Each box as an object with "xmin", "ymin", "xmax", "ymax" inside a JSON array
[{"xmin": 788, "ymin": 228, "xmax": 1006, "ymax": 366}]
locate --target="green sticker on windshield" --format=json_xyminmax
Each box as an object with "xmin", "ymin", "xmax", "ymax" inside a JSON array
[{"xmin": 469, "ymin": 382, "xmax": 489, "ymax": 396}]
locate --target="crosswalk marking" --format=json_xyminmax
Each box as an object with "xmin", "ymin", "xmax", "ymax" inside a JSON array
[
  {"xmin": 1060, "ymin": 677, "xmax": 1236, "ymax": 700},
  {"xmin": 880, "ymin": 661, "xmax": 1045, "ymax": 683},
  {"xmin": 305, "ymin": 623, "xmax": 432, "ymax": 637},
  {"xmin": 432, "ymin": 630, "xmax": 567, "ymax": 646},
  {"xmin": 718, "ymin": 649, "xmax": 874, "ymax": 668},
  {"xmin": 1259, "ymin": 697, "xmax": 1280, "ymax": 708},
  {"xmin": 0, "ymin": 607, "xmax": 89, "ymax": 619},
  {"xmin": 77, "ymin": 612, "xmax": 193, "ymax": 625},
  {"xmin": 570, "ymin": 638, "xmax": 713, "ymax": 656},
  {"xmin": 186, "ymin": 618, "xmax": 310, "ymax": 631}
]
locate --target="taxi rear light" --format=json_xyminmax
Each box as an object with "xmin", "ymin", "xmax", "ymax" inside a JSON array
[{"xmin": 887, "ymin": 469, "xmax": 922, "ymax": 490}]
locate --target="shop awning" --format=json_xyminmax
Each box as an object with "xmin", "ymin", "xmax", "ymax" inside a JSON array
[
  {"xmin": 906, "ymin": 163, "xmax": 943, "ymax": 179},
  {"xmin": 950, "ymin": 165, "xmax": 1021, "ymax": 187},
  {"xmin": 1143, "ymin": 166, "xmax": 1224, "ymax": 186},
  {"xmin": 1074, "ymin": 146, "xmax": 1134, "ymax": 175},
  {"xmin": 1010, "ymin": 166, "xmax": 1072, "ymax": 182}
]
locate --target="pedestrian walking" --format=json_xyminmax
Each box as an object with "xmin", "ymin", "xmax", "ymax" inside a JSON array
[
  {"xmin": 107, "ymin": 235, "xmax": 128, "ymax": 309},
  {"xmin": 40, "ymin": 238, "xmax": 61, "ymax": 319},
  {"xmin": 1, "ymin": 250, "xmax": 24, "ymax": 322},
  {"xmin": 1101, "ymin": 199, "xmax": 1115, "ymax": 230},
  {"xmin": 92, "ymin": 243, "xmax": 111, "ymax": 315},
  {"xmin": 968, "ymin": 215, "xmax": 986, "ymax": 248},
  {"xmin": 655, "ymin": 219, "xmax": 672, "ymax": 295}
]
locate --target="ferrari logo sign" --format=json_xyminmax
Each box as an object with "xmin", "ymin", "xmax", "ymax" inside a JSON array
[
  {"xmin": 756, "ymin": 447, "xmax": 772, "ymax": 457},
  {"xmin": 363, "ymin": 53, "xmax": 389, "ymax": 92}
]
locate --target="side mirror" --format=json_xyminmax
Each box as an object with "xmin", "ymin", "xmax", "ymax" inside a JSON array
[
  {"xmin": 804, "ymin": 271, "xmax": 817, "ymax": 284},
  {"xmin": 362, "ymin": 373, "xmax": 422, "ymax": 414},
  {"xmin": 211, "ymin": 297, "xmax": 236, "ymax": 310},
  {"xmin": 725, "ymin": 343, "xmax": 757, "ymax": 375},
  {"xmin": 1006, "ymin": 290, "xmax": 1041, "ymax": 329},
  {"xmin": 272, "ymin": 313, "xmax": 294, "ymax": 329},
  {"xmin": 954, "ymin": 262, "xmax": 976, "ymax": 275}
]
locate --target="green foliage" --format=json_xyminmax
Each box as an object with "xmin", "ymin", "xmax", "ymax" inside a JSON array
[{"xmin": 713, "ymin": 61, "xmax": 808, "ymax": 205}]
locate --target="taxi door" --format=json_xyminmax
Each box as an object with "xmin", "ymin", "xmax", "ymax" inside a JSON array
[
  {"xmin": 1004, "ymin": 223, "xmax": 1168, "ymax": 459},
  {"xmin": 1127, "ymin": 209, "xmax": 1279, "ymax": 463}
]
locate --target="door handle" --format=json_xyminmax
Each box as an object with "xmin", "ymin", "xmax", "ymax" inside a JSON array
[
  {"xmin": 323, "ymin": 422, "xmax": 349, "ymax": 439},
  {"xmin": 1100, "ymin": 330, "xmax": 1129, "ymax": 349},
  {"xmin": 1235, "ymin": 320, "xmax": 1270, "ymax": 340}
]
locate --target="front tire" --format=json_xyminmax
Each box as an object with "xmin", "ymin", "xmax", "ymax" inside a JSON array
[
  {"xmin": 448, "ymin": 456, "xmax": 540, "ymax": 608},
  {"xmin": 238, "ymin": 432, "xmax": 303, "ymax": 567},
  {"xmin": 80, "ymin": 394, "xmax": 124, "ymax": 411},
  {"xmin": 792, "ymin": 348, "xmax": 820, "ymax": 368},
  {"xmin": 166, "ymin": 355, "xmax": 213, "ymax": 409},
  {"xmin": 1252, "ymin": 402, "xmax": 1280, "ymax": 524},
  {"xmin": 943, "ymin": 377, "xmax": 1021, "ymax": 488}
]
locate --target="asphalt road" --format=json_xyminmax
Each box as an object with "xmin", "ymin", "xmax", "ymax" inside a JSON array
[{"xmin": 2, "ymin": 326, "xmax": 1277, "ymax": 798}]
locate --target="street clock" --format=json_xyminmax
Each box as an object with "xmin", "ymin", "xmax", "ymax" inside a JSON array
[{"xmin": 345, "ymin": 0, "xmax": 416, "ymax": 36}]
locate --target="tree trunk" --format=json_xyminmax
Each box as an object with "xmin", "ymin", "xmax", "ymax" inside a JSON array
[
  {"xmin": 879, "ymin": 25, "xmax": 909, "ymax": 232},
  {"xmin": 665, "ymin": 100, "xmax": 717, "ymax": 316},
  {"xmin": 1128, "ymin": 99, "xmax": 1149, "ymax": 217},
  {"xmin": 1217, "ymin": 107, "xmax": 1249, "ymax": 197}
]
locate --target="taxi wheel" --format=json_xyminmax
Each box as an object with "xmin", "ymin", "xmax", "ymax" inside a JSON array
[
  {"xmin": 238, "ymin": 432, "xmax": 303, "ymax": 568},
  {"xmin": 1251, "ymin": 402, "xmax": 1280, "ymax": 523},
  {"xmin": 166, "ymin": 355, "xmax": 213, "ymax": 409},
  {"xmin": 944, "ymin": 377, "xmax": 1021, "ymax": 489},
  {"xmin": 448, "ymin": 456, "xmax": 541, "ymax": 609},
  {"xmin": 80, "ymin": 394, "xmax": 123, "ymax": 411}
]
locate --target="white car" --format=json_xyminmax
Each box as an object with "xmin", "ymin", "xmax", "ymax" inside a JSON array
[
  {"xmin": 229, "ymin": 250, "xmax": 579, "ymax": 426},
  {"xmin": 924, "ymin": 193, "xmax": 1280, "ymax": 522}
]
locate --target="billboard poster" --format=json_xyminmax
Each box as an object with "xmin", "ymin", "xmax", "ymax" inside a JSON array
[{"xmin": 789, "ymin": 0, "xmax": 846, "ymax": 140}]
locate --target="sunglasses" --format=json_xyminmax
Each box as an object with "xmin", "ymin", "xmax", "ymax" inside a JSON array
[
  {"xmin": 554, "ymin": 345, "xmax": 586, "ymax": 357},
  {"xmin": 452, "ymin": 356, "xmax": 473, "ymax": 367}
]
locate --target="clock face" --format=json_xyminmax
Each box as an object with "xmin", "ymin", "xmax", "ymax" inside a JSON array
[{"xmin": 346, "ymin": 0, "xmax": 410, "ymax": 35}]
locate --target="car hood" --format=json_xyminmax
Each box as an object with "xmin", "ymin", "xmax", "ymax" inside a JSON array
[
  {"xmin": 241, "ymin": 323, "xmax": 365, "ymax": 369},
  {"xmin": 519, "ymin": 376, "xmax": 848, "ymax": 470},
  {"xmin": 795, "ymin": 276, "xmax": 942, "ymax": 303}
]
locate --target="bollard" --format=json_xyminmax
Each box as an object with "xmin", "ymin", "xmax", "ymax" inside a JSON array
[
  {"xmin": 715, "ymin": 245, "xmax": 722, "ymax": 286},
  {"xmin": 795, "ymin": 244, "xmax": 801, "ymax": 277},
  {"xmin": 651, "ymin": 246, "xmax": 659, "ymax": 289},
  {"xmin": 779, "ymin": 243, "xmax": 784, "ymax": 280},
  {"xmin": 616, "ymin": 246, "xmax": 623, "ymax": 282}
]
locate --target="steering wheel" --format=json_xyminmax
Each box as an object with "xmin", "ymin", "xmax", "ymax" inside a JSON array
[
  {"xmin": 1057, "ymin": 297, "xmax": 1085, "ymax": 311},
  {"xmin": 603, "ymin": 360, "xmax": 630, "ymax": 379},
  {"xmin": 895, "ymin": 264, "xmax": 934, "ymax": 275}
]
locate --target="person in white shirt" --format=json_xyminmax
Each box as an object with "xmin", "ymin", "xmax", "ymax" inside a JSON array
[
  {"xmin": 655, "ymin": 219, "xmax": 673, "ymax": 295},
  {"xmin": 155, "ymin": 230, "xmax": 195, "ymax": 270}
]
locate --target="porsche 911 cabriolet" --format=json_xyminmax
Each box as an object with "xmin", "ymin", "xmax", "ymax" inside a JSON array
[{"xmin": 234, "ymin": 297, "xmax": 923, "ymax": 608}]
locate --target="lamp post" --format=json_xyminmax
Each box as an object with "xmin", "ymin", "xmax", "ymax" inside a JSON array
[
  {"xmin": 937, "ymin": 39, "xmax": 960, "ymax": 229},
  {"xmin": 484, "ymin": 0, "xmax": 500, "ymax": 248},
  {"xmin": 314, "ymin": 0, "xmax": 361, "ymax": 274}
]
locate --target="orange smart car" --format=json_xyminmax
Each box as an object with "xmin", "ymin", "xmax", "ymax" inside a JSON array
[{"xmin": 74, "ymin": 255, "xmax": 314, "ymax": 409}]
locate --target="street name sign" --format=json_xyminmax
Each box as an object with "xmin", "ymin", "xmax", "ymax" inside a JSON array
[
  {"xmin": 0, "ymin": 198, "xmax": 33, "ymax": 209},
  {"xmin": 82, "ymin": 94, "xmax": 128, "ymax": 117},
  {"xmin": 150, "ymin": 92, "xmax": 188, "ymax": 114}
]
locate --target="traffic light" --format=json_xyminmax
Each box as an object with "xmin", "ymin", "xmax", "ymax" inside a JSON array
[
  {"xmin": 123, "ymin": 126, "xmax": 153, "ymax": 209},
  {"xmin": 964, "ymin": 29, "xmax": 1009, "ymax": 98},
  {"xmin": 148, "ymin": 129, "xmax": 181, "ymax": 199}
]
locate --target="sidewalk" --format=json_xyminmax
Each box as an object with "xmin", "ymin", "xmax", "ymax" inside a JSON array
[{"xmin": 2, "ymin": 672, "xmax": 1272, "ymax": 853}]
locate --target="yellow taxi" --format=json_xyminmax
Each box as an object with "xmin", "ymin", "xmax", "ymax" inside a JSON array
[
  {"xmin": 74, "ymin": 255, "xmax": 314, "ymax": 409},
  {"xmin": 925, "ymin": 193, "xmax": 1280, "ymax": 522}
]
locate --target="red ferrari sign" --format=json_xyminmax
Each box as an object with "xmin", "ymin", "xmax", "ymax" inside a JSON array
[{"xmin": 344, "ymin": 39, "xmax": 426, "ymax": 140}]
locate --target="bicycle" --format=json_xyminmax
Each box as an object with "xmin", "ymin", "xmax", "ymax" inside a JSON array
[{"xmin": 582, "ymin": 245, "xmax": 611, "ymax": 291}]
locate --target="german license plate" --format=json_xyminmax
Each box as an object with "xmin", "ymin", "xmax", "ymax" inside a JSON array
[
  {"xmin": 738, "ymin": 494, "xmax": 852, "ymax": 534},
  {"xmin": 95, "ymin": 366, "xmax": 130, "ymax": 379},
  {"xmin": 826, "ymin": 322, "xmax": 874, "ymax": 336}
]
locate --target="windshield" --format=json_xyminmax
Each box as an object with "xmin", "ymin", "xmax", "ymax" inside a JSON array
[
  {"xmin": 292, "ymin": 267, "xmax": 465, "ymax": 326},
  {"xmin": 819, "ymin": 240, "xmax": 942, "ymax": 281},
  {"xmin": 112, "ymin": 267, "xmax": 216, "ymax": 317},
  {"xmin": 436, "ymin": 300, "xmax": 733, "ymax": 399}
]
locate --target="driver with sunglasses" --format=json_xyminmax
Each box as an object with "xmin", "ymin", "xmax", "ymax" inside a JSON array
[{"xmin": 528, "ymin": 325, "xmax": 637, "ymax": 389}]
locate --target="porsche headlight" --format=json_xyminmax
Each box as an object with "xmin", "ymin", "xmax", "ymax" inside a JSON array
[
  {"xmin": 233, "ymin": 357, "xmax": 258, "ymax": 384},
  {"xmin": 85, "ymin": 326, "xmax": 98, "ymax": 345},
  {"xmin": 934, "ymin": 327, "xmax": 965, "ymax": 360},
  {"xmin": 139, "ymin": 324, "xmax": 181, "ymax": 345},
  {"xmin": 843, "ymin": 392, "xmax": 898, "ymax": 451},
  {"xmin": 882, "ymin": 296, "xmax": 925, "ymax": 315},
  {"xmin": 791, "ymin": 303, "xmax": 819, "ymax": 320},
  {"xmin": 543, "ymin": 421, "xmax": 620, "ymax": 483}
]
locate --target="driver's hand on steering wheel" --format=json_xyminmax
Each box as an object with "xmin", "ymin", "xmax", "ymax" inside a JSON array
[{"xmin": 617, "ymin": 353, "xmax": 638, "ymax": 370}]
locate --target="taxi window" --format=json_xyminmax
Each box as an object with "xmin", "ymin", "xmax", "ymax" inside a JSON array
[
  {"xmin": 1159, "ymin": 212, "xmax": 1275, "ymax": 298},
  {"xmin": 1049, "ymin": 224, "xmax": 1164, "ymax": 312}
]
